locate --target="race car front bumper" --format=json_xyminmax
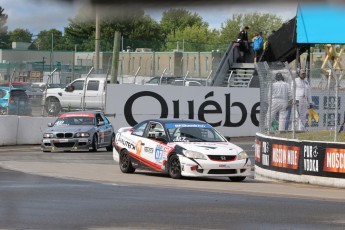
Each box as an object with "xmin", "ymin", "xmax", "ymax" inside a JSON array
[
  {"xmin": 41, "ymin": 138, "xmax": 92, "ymax": 152},
  {"xmin": 178, "ymin": 155, "xmax": 252, "ymax": 178}
]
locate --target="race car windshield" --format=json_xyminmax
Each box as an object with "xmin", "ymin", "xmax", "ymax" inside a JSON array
[
  {"xmin": 54, "ymin": 117, "xmax": 95, "ymax": 126},
  {"xmin": 165, "ymin": 123, "xmax": 226, "ymax": 142}
]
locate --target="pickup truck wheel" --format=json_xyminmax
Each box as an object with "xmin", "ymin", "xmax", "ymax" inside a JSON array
[{"xmin": 45, "ymin": 97, "xmax": 61, "ymax": 116}]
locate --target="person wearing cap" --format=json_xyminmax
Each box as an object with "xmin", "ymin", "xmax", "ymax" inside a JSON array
[
  {"xmin": 267, "ymin": 72, "xmax": 291, "ymax": 131},
  {"xmin": 293, "ymin": 69, "xmax": 313, "ymax": 131}
]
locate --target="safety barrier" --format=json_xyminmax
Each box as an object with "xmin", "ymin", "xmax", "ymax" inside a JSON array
[
  {"xmin": 0, "ymin": 116, "xmax": 56, "ymax": 145},
  {"xmin": 255, "ymin": 132, "xmax": 345, "ymax": 188}
]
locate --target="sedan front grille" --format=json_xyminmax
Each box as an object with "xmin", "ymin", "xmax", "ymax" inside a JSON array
[
  {"xmin": 54, "ymin": 142, "xmax": 75, "ymax": 148},
  {"xmin": 208, "ymin": 169, "xmax": 237, "ymax": 174},
  {"xmin": 207, "ymin": 155, "xmax": 236, "ymax": 161},
  {"xmin": 56, "ymin": 133, "xmax": 73, "ymax": 138}
]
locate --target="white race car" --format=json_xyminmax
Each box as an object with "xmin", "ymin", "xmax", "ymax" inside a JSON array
[{"xmin": 113, "ymin": 119, "xmax": 251, "ymax": 182}]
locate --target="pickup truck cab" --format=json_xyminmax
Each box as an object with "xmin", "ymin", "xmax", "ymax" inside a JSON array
[{"xmin": 43, "ymin": 77, "xmax": 107, "ymax": 116}]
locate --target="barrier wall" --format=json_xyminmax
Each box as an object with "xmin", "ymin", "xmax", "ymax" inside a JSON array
[
  {"xmin": 106, "ymin": 84, "xmax": 260, "ymax": 137},
  {"xmin": 0, "ymin": 85, "xmax": 261, "ymax": 145},
  {"xmin": 0, "ymin": 116, "xmax": 56, "ymax": 146},
  {"xmin": 255, "ymin": 133, "xmax": 345, "ymax": 188}
]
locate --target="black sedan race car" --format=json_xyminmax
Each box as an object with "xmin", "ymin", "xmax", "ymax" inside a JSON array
[
  {"xmin": 41, "ymin": 111, "xmax": 114, "ymax": 152},
  {"xmin": 114, "ymin": 119, "xmax": 252, "ymax": 181}
]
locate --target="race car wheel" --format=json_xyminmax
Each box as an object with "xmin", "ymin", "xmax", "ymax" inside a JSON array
[
  {"xmin": 119, "ymin": 149, "xmax": 135, "ymax": 173},
  {"xmin": 168, "ymin": 155, "xmax": 182, "ymax": 179},
  {"xmin": 106, "ymin": 134, "xmax": 115, "ymax": 151},
  {"xmin": 45, "ymin": 97, "xmax": 61, "ymax": 116},
  {"xmin": 90, "ymin": 135, "xmax": 98, "ymax": 152},
  {"xmin": 229, "ymin": 176, "xmax": 246, "ymax": 182}
]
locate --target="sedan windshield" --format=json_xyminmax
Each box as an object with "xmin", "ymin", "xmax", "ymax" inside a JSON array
[
  {"xmin": 165, "ymin": 123, "xmax": 226, "ymax": 142},
  {"xmin": 54, "ymin": 117, "xmax": 95, "ymax": 126}
]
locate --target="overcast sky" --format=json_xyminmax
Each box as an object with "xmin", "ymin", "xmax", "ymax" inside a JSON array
[{"xmin": 0, "ymin": 0, "xmax": 298, "ymax": 35}]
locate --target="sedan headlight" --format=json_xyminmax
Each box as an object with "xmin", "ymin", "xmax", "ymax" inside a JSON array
[
  {"xmin": 183, "ymin": 150, "xmax": 207, "ymax": 160},
  {"xmin": 43, "ymin": 133, "xmax": 54, "ymax": 138},
  {"xmin": 237, "ymin": 151, "xmax": 248, "ymax": 160},
  {"xmin": 74, "ymin": 132, "xmax": 90, "ymax": 138}
]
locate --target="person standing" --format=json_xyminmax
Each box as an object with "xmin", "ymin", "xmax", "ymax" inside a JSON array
[
  {"xmin": 267, "ymin": 72, "xmax": 291, "ymax": 131},
  {"xmin": 294, "ymin": 69, "xmax": 313, "ymax": 131},
  {"xmin": 237, "ymin": 26, "xmax": 249, "ymax": 62},
  {"xmin": 252, "ymin": 32, "xmax": 264, "ymax": 63}
]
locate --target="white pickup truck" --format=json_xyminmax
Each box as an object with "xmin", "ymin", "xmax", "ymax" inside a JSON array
[{"xmin": 43, "ymin": 77, "xmax": 108, "ymax": 116}]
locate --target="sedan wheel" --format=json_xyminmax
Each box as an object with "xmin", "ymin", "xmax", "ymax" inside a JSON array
[
  {"xmin": 229, "ymin": 176, "xmax": 246, "ymax": 182},
  {"xmin": 119, "ymin": 149, "xmax": 135, "ymax": 173},
  {"xmin": 168, "ymin": 155, "xmax": 182, "ymax": 179},
  {"xmin": 89, "ymin": 135, "xmax": 98, "ymax": 152},
  {"xmin": 106, "ymin": 134, "xmax": 115, "ymax": 151}
]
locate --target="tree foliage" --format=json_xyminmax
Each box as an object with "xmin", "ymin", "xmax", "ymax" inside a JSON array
[
  {"xmin": 165, "ymin": 25, "xmax": 221, "ymax": 52},
  {"xmin": 8, "ymin": 28, "xmax": 32, "ymax": 43},
  {"xmin": 219, "ymin": 12, "xmax": 283, "ymax": 44},
  {"xmin": 0, "ymin": 6, "xmax": 9, "ymax": 48},
  {"xmin": 64, "ymin": 6, "xmax": 163, "ymax": 51},
  {"xmin": 160, "ymin": 8, "xmax": 207, "ymax": 38},
  {"xmin": 34, "ymin": 29, "xmax": 66, "ymax": 51},
  {"xmin": 1, "ymin": 4, "xmax": 286, "ymax": 53}
]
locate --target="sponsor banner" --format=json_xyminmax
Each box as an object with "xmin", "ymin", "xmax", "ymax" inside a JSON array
[
  {"xmin": 323, "ymin": 148, "xmax": 345, "ymax": 174},
  {"xmin": 301, "ymin": 142, "xmax": 322, "ymax": 175},
  {"xmin": 302, "ymin": 142, "xmax": 345, "ymax": 178},
  {"xmin": 256, "ymin": 135, "xmax": 345, "ymax": 179},
  {"xmin": 271, "ymin": 144, "xmax": 299, "ymax": 170},
  {"xmin": 106, "ymin": 84, "xmax": 260, "ymax": 137},
  {"xmin": 255, "ymin": 135, "xmax": 301, "ymax": 174}
]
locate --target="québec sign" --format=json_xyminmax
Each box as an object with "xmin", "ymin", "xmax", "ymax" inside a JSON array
[{"xmin": 106, "ymin": 85, "xmax": 260, "ymax": 137}]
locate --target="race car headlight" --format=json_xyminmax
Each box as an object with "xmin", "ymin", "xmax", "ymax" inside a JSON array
[
  {"xmin": 237, "ymin": 151, "xmax": 248, "ymax": 160},
  {"xmin": 74, "ymin": 132, "xmax": 90, "ymax": 138},
  {"xmin": 183, "ymin": 150, "xmax": 207, "ymax": 160},
  {"xmin": 43, "ymin": 133, "xmax": 54, "ymax": 138}
]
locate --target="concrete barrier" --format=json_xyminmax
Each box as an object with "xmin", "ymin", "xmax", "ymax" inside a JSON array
[{"xmin": 0, "ymin": 115, "xmax": 56, "ymax": 145}]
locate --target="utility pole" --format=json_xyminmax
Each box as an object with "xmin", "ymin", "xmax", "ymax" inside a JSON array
[
  {"xmin": 111, "ymin": 31, "xmax": 121, "ymax": 84},
  {"xmin": 95, "ymin": 6, "xmax": 100, "ymax": 73}
]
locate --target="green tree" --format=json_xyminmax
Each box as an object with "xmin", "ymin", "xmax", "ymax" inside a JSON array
[
  {"xmin": 165, "ymin": 25, "xmax": 221, "ymax": 52},
  {"xmin": 34, "ymin": 29, "xmax": 66, "ymax": 51},
  {"xmin": 160, "ymin": 8, "xmax": 206, "ymax": 38},
  {"xmin": 219, "ymin": 12, "xmax": 283, "ymax": 44},
  {"xmin": 64, "ymin": 6, "xmax": 162, "ymax": 52},
  {"xmin": 0, "ymin": 6, "xmax": 9, "ymax": 48},
  {"xmin": 8, "ymin": 28, "xmax": 32, "ymax": 43}
]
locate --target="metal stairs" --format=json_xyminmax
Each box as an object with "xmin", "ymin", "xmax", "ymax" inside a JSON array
[{"xmin": 223, "ymin": 63, "xmax": 255, "ymax": 87}]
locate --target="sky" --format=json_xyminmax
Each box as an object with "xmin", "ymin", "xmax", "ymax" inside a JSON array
[{"xmin": 0, "ymin": 0, "xmax": 298, "ymax": 35}]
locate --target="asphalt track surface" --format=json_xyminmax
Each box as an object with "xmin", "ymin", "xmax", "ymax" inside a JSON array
[
  {"xmin": 0, "ymin": 137, "xmax": 344, "ymax": 201},
  {"xmin": 1, "ymin": 138, "xmax": 345, "ymax": 229}
]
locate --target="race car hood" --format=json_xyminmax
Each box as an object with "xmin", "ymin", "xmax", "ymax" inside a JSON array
[
  {"xmin": 46, "ymin": 125, "xmax": 94, "ymax": 133},
  {"xmin": 174, "ymin": 142, "xmax": 242, "ymax": 156}
]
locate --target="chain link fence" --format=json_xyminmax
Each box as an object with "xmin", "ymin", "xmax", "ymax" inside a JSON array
[{"xmin": 256, "ymin": 61, "xmax": 345, "ymax": 142}]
